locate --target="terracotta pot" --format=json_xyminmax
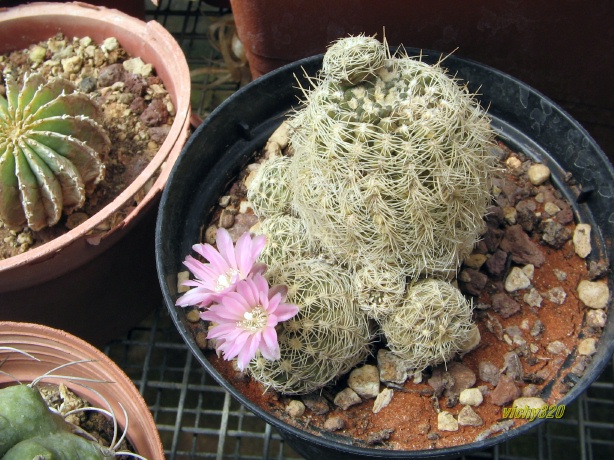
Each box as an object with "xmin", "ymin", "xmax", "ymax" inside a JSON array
[
  {"xmin": 0, "ymin": 0, "xmax": 145, "ymax": 19},
  {"xmin": 0, "ymin": 321, "xmax": 164, "ymax": 459},
  {"xmin": 0, "ymin": 2, "xmax": 191, "ymax": 345},
  {"xmin": 229, "ymin": 0, "xmax": 614, "ymax": 163}
]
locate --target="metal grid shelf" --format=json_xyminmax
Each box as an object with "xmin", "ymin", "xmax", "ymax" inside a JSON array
[
  {"xmin": 102, "ymin": 2, "xmax": 614, "ymax": 458},
  {"xmin": 105, "ymin": 305, "xmax": 614, "ymax": 460}
]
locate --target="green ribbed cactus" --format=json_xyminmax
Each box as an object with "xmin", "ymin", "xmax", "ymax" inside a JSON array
[
  {"xmin": 0, "ymin": 72, "xmax": 110, "ymax": 231},
  {"xmin": 379, "ymin": 278, "xmax": 474, "ymax": 371},
  {"xmin": 248, "ymin": 260, "xmax": 372, "ymax": 394}
]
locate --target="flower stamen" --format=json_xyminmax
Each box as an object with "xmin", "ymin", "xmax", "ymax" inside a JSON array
[
  {"xmin": 239, "ymin": 306, "xmax": 268, "ymax": 332},
  {"xmin": 216, "ymin": 268, "xmax": 240, "ymax": 291}
]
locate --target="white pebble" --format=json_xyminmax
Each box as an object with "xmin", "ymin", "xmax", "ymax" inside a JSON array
[
  {"xmin": 459, "ymin": 388, "xmax": 483, "ymax": 406},
  {"xmin": 348, "ymin": 365, "xmax": 380, "ymax": 399},
  {"xmin": 577, "ymin": 280, "xmax": 610, "ymax": 309},
  {"xmin": 457, "ymin": 405, "xmax": 483, "ymax": 427},
  {"xmin": 573, "ymin": 223, "xmax": 592, "ymax": 258},
  {"xmin": 586, "ymin": 309, "xmax": 607, "ymax": 328},
  {"xmin": 527, "ymin": 163, "xmax": 551, "ymax": 185},
  {"xmin": 372, "ymin": 388, "xmax": 394, "ymax": 414},
  {"xmin": 578, "ymin": 338, "xmax": 597, "ymax": 356},
  {"xmin": 505, "ymin": 267, "xmax": 531, "ymax": 292},
  {"xmin": 512, "ymin": 397, "xmax": 547, "ymax": 409},
  {"xmin": 437, "ymin": 411, "xmax": 459, "ymax": 432},
  {"xmin": 177, "ymin": 271, "xmax": 190, "ymax": 293}
]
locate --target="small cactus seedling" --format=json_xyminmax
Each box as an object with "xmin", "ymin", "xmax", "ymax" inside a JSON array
[
  {"xmin": 0, "ymin": 72, "xmax": 110, "ymax": 231},
  {"xmin": 379, "ymin": 278, "xmax": 474, "ymax": 371}
]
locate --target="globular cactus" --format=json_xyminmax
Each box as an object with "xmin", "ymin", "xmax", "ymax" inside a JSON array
[
  {"xmin": 353, "ymin": 262, "xmax": 407, "ymax": 320},
  {"xmin": 248, "ymin": 259, "xmax": 372, "ymax": 394},
  {"xmin": 287, "ymin": 36, "xmax": 496, "ymax": 277},
  {"xmin": 254, "ymin": 214, "xmax": 316, "ymax": 269},
  {"xmin": 0, "ymin": 384, "xmax": 115, "ymax": 459},
  {"xmin": 379, "ymin": 278, "xmax": 474, "ymax": 371},
  {"xmin": 247, "ymin": 155, "xmax": 292, "ymax": 218},
  {"xmin": 0, "ymin": 72, "xmax": 110, "ymax": 231}
]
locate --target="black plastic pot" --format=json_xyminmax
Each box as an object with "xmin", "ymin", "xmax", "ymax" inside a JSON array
[{"xmin": 156, "ymin": 51, "xmax": 614, "ymax": 459}]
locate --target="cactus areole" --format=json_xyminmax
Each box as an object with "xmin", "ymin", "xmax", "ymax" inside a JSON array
[{"xmin": 0, "ymin": 72, "xmax": 110, "ymax": 231}]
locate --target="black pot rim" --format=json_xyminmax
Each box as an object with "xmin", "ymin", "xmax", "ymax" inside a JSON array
[{"xmin": 156, "ymin": 49, "xmax": 614, "ymax": 458}]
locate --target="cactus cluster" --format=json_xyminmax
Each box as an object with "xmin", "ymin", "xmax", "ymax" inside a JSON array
[
  {"xmin": 0, "ymin": 72, "xmax": 110, "ymax": 231},
  {"xmin": 244, "ymin": 35, "xmax": 495, "ymax": 393}
]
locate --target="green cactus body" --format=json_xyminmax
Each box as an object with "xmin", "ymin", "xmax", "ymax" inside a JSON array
[
  {"xmin": 0, "ymin": 72, "xmax": 110, "ymax": 231},
  {"xmin": 3, "ymin": 431, "xmax": 114, "ymax": 460},
  {"xmin": 0, "ymin": 384, "xmax": 68, "ymax": 456},
  {"xmin": 380, "ymin": 278, "xmax": 474, "ymax": 371},
  {"xmin": 248, "ymin": 260, "xmax": 372, "ymax": 395},
  {"xmin": 0, "ymin": 384, "xmax": 120, "ymax": 459}
]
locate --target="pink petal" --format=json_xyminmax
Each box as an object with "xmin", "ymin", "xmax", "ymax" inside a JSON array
[
  {"xmin": 260, "ymin": 328, "xmax": 280, "ymax": 361},
  {"xmin": 274, "ymin": 302, "xmax": 300, "ymax": 322},
  {"xmin": 236, "ymin": 332, "xmax": 261, "ymax": 370},
  {"xmin": 234, "ymin": 232, "xmax": 253, "ymax": 275},
  {"xmin": 251, "ymin": 234, "xmax": 267, "ymax": 259},
  {"xmin": 223, "ymin": 331, "xmax": 250, "ymax": 361},
  {"xmin": 207, "ymin": 323, "xmax": 243, "ymax": 341},
  {"xmin": 201, "ymin": 303, "xmax": 243, "ymax": 322},
  {"xmin": 199, "ymin": 244, "xmax": 229, "ymax": 274},
  {"xmin": 220, "ymin": 291, "xmax": 251, "ymax": 315},
  {"xmin": 269, "ymin": 284, "xmax": 288, "ymax": 301},
  {"xmin": 182, "ymin": 256, "xmax": 216, "ymax": 285},
  {"xmin": 235, "ymin": 278, "xmax": 258, "ymax": 307},
  {"xmin": 250, "ymin": 262, "xmax": 267, "ymax": 277},
  {"xmin": 175, "ymin": 288, "xmax": 215, "ymax": 307},
  {"xmin": 216, "ymin": 228, "xmax": 238, "ymax": 270}
]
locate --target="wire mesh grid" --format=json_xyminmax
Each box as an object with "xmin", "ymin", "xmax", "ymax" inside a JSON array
[
  {"xmin": 105, "ymin": 304, "xmax": 614, "ymax": 460},
  {"xmin": 102, "ymin": 1, "xmax": 614, "ymax": 459}
]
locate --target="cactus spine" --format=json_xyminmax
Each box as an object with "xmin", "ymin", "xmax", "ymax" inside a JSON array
[{"xmin": 0, "ymin": 73, "xmax": 110, "ymax": 231}]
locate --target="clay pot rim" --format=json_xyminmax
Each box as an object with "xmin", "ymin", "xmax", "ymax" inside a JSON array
[
  {"xmin": 0, "ymin": 1, "xmax": 191, "ymax": 273},
  {"xmin": 0, "ymin": 320, "xmax": 165, "ymax": 460}
]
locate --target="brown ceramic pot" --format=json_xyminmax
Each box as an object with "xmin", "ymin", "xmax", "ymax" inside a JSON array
[
  {"xmin": 0, "ymin": 321, "xmax": 164, "ymax": 459},
  {"xmin": 229, "ymin": 0, "xmax": 614, "ymax": 162},
  {"xmin": 0, "ymin": 2, "xmax": 191, "ymax": 345}
]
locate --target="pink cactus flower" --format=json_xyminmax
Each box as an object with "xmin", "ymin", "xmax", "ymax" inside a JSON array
[
  {"xmin": 176, "ymin": 228, "xmax": 266, "ymax": 308},
  {"xmin": 201, "ymin": 274, "xmax": 299, "ymax": 370}
]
